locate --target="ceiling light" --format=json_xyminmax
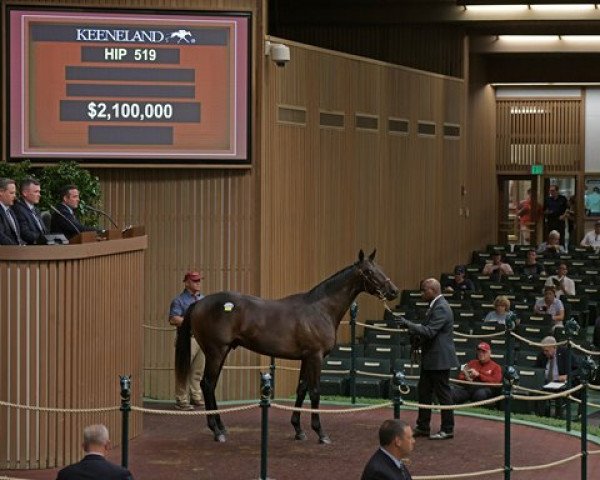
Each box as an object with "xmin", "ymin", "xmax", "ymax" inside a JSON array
[
  {"xmin": 561, "ymin": 35, "xmax": 600, "ymax": 42},
  {"xmin": 529, "ymin": 4, "xmax": 597, "ymax": 12},
  {"xmin": 464, "ymin": 5, "xmax": 530, "ymax": 13},
  {"xmin": 498, "ymin": 35, "xmax": 559, "ymax": 43}
]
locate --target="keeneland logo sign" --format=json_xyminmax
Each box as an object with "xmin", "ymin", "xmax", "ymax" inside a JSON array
[{"xmin": 75, "ymin": 28, "xmax": 196, "ymax": 44}]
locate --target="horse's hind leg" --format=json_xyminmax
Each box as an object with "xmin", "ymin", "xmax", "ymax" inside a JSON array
[
  {"xmin": 306, "ymin": 355, "xmax": 330, "ymax": 444},
  {"xmin": 291, "ymin": 361, "xmax": 308, "ymax": 440},
  {"xmin": 201, "ymin": 346, "xmax": 229, "ymax": 442}
]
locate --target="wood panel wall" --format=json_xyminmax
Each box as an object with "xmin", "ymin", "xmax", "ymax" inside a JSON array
[
  {"xmin": 496, "ymin": 99, "xmax": 583, "ymax": 173},
  {"xmin": 97, "ymin": 168, "xmax": 262, "ymax": 401},
  {"xmin": 0, "ymin": 238, "xmax": 146, "ymax": 469},
  {"xmin": 261, "ymin": 39, "xmax": 493, "ymax": 395}
]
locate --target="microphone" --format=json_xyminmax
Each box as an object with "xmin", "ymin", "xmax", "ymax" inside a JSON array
[
  {"xmin": 50, "ymin": 205, "xmax": 81, "ymax": 235},
  {"xmin": 83, "ymin": 204, "xmax": 119, "ymax": 230}
]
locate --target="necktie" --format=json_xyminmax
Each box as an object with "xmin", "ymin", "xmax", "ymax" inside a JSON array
[
  {"xmin": 32, "ymin": 207, "xmax": 45, "ymax": 233},
  {"xmin": 547, "ymin": 356, "xmax": 557, "ymax": 382}
]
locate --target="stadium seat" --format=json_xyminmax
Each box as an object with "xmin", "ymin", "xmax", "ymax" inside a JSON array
[
  {"xmin": 365, "ymin": 344, "xmax": 405, "ymax": 361},
  {"xmin": 512, "ymin": 367, "xmax": 546, "ymax": 414},
  {"xmin": 355, "ymin": 357, "xmax": 392, "ymax": 398},
  {"xmin": 320, "ymin": 357, "xmax": 351, "ymax": 396},
  {"xmin": 329, "ymin": 343, "xmax": 364, "ymax": 359}
]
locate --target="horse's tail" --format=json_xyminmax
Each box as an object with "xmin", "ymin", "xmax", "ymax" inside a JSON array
[{"xmin": 174, "ymin": 306, "xmax": 193, "ymax": 386}]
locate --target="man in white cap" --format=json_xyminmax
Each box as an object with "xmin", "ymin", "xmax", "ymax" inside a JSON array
[{"xmin": 169, "ymin": 271, "xmax": 205, "ymax": 410}]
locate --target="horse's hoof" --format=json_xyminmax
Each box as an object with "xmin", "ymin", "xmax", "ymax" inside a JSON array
[
  {"xmin": 215, "ymin": 434, "xmax": 227, "ymax": 443},
  {"xmin": 294, "ymin": 431, "xmax": 307, "ymax": 441},
  {"xmin": 319, "ymin": 435, "xmax": 332, "ymax": 445}
]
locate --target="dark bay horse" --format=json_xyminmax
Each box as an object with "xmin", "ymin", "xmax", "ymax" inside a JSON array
[{"xmin": 175, "ymin": 249, "xmax": 398, "ymax": 443}]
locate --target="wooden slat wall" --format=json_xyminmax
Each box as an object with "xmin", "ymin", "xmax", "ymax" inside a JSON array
[
  {"xmin": 467, "ymin": 54, "xmax": 498, "ymax": 250},
  {"xmin": 0, "ymin": 242, "xmax": 145, "ymax": 469},
  {"xmin": 261, "ymin": 40, "xmax": 491, "ymax": 396},
  {"xmin": 496, "ymin": 99, "xmax": 582, "ymax": 173},
  {"xmin": 0, "ymin": 0, "xmax": 265, "ymax": 403},
  {"xmin": 97, "ymin": 169, "xmax": 261, "ymax": 401},
  {"xmin": 270, "ymin": 24, "xmax": 465, "ymax": 78}
]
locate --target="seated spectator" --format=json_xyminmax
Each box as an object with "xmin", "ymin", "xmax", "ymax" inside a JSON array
[
  {"xmin": 537, "ymin": 230, "xmax": 566, "ymax": 257},
  {"xmin": 580, "ymin": 220, "xmax": 600, "ymax": 248},
  {"xmin": 444, "ymin": 265, "xmax": 475, "ymax": 294},
  {"xmin": 518, "ymin": 249, "xmax": 546, "ymax": 278},
  {"xmin": 534, "ymin": 286, "xmax": 565, "ymax": 328},
  {"xmin": 56, "ymin": 424, "xmax": 133, "ymax": 480},
  {"xmin": 12, "ymin": 178, "xmax": 47, "ymax": 245},
  {"xmin": 534, "ymin": 336, "xmax": 581, "ymax": 418},
  {"xmin": 50, "ymin": 184, "xmax": 96, "ymax": 240},
  {"xmin": 484, "ymin": 295, "xmax": 511, "ymax": 325},
  {"xmin": 481, "ymin": 252, "xmax": 513, "ymax": 281},
  {"xmin": 544, "ymin": 263, "xmax": 575, "ymax": 299},
  {"xmin": 451, "ymin": 342, "xmax": 502, "ymax": 404}
]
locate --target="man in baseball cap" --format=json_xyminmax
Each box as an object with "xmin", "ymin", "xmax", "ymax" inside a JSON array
[
  {"xmin": 451, "ymin": 342, "xmax": 502, "ymax": 404},
  {"xmin": 168, "ymin": 270, "xmax": 205, "ymax": 410}
]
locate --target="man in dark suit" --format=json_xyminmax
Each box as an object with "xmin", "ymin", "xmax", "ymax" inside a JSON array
[
  {"xmin": 50, "ymin": 184, "xmax": 96, "ymax": 239},
  {"xmin": 397, "ymin": 278, "xmax": 459, "ymax": 440},
  {"xmin": 534, "ymin": 335, "xmax": 581, "ymax": 418},
  {"xmin": 361, "ymin": 419, "xmax": 414, "ymax": 480},
  {"xmin": 56, "ymin": 424, "xmax": 133, "ymax": 480},
  {"xmin": 13, "ymin": 178, "xmax": 47, "ymax": 245},
  {"xmin": 0, "ymin": 177, "xmax": 25, "ymax": 245}
]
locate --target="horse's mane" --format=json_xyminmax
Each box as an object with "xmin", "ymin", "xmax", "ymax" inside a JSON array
[{"xmin": 305, "ymin": 263, "xmax": 358, "ymax": 301}]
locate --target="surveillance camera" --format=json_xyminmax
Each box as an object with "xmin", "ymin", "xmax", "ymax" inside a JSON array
[{"xmin": 270, "ymin": 43, "xmax": 290, "ymax": 67}]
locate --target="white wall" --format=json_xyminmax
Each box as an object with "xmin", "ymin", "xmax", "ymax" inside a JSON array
[{"xmin": 585, "ymin": 89, "xmax": 600, "ymax": 172}]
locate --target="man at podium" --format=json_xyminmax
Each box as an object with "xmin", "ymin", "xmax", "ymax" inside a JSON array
[{"xmin": 50, "ymin": 184, "xmax": 96, "ymax": 239}]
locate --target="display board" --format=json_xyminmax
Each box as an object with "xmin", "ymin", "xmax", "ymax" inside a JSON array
[{"xmin": 8, "ymin": 9, "xmax": 250, "ymax": 163}]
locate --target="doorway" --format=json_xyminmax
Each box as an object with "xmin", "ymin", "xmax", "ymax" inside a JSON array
[
  {"xmin": 498, "ymin": 176, "xmax": 540, "ymax": 246},
  {"xmin": 542, "ymin": 177, "xmax": 577, "ymax": 248}
]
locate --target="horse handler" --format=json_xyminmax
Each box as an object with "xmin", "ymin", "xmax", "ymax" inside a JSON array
[{"xmin": 169, "ymin": 271, "xmax": 205, "ymax": 410}]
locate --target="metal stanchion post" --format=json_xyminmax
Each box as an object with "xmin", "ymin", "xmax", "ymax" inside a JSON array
[
  {"xmin": 579, "ymin": 357, "xmax": 596, "ymax": 480},
  {"xmin": 503, "ymin": 366, "xmax": 518, "ymax": 480},
  {"xmin": 259, "ymin": 372, "xmax": 272, "ymax": 480},
  {"xmin": 564, "ymin": 317, "xmax": 579, "ymax": 432},
  {"xmin": 505, "ymin": 312, "xmax": 517, "ymax": 367},
  {"xmin": 270, "ymin": 356, "xmax": 276, "ymax": 399},
  {"xmin": 350, "ymin": 302, "xmax": 358, "ymax": 405},
  {"xmin": 119, "ymin": 375, "xmax": 131, "ymax": 469},
  {"xmin": 392, "ymin": 370, "xmax": 406, "ymax": 420}
]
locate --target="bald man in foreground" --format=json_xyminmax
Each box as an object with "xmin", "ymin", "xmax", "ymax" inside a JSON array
[
  {"xmin": 396, "ymin": 279, "xmax": 459, "ymax": 440},
  {"xmin": 56, "ymin": 424, "xmax": 133, "ymax": 480}
]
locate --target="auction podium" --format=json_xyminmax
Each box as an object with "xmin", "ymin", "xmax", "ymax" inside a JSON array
[{"xmin": 0, "ymin": 230, "xmax": 147, "ymax": 469}]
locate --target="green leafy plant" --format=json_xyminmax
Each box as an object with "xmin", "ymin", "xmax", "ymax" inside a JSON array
[
  {"xmin": 0, "ymin": 160, "xmax": 33, "ymax": 187},
  {"xmin": 0, "ymin": 160, "xmax": 101, "ymax": 225}
]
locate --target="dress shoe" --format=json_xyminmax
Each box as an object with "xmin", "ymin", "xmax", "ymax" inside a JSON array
[
  {"xmin": 412, "ymin": 427, "xmax": 430, "ymax": 438},
  {"xmin": 429, "ymin": 431, "xmax": 453, "ymax": 440},
  {"xmin": 191, "ymin": 398, "xmax": 204, "ymax": 406},
  {"xmin": 174, "ymin": 403, "xmax": 194, "ymax": 411}
]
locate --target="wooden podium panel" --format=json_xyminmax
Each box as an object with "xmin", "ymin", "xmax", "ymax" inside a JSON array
[{"xmin": 0, "ymin": 235, "xmax": 147, "ymax": 469}]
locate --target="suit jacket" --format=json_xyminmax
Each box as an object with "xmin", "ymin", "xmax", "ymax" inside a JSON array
[
  {"xmin": 361, "ymin": 448, "xmax": 412, "ymax": 480},
  {"xmin": 56, "ymin": 454, "xmax": 133, "ymax": 480},
  {"xmin": 50, "ymin": 203, "xmax": 95, "ymax": 239},
  {"xmin": 12, "ymin": 199, "xmax": 46, "ymax": 245},
  {"xmin": 535, "ymin": 346, "xmax": 580, "ymax": 379},
  {"xmin": 0, "ymin": 205, "xmax": 23, "ymax": 245},
  {"xmin": 403, "ymin": 296, "xmax": 459, "ymax": 370}
]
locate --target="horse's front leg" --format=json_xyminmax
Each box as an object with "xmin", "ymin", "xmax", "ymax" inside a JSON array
[
  {"xmin": 291, "ymin": 361, "xmax": 308, "ymax": 440},
  {"xmin": 306, "ymin": 355, "xmax": 330, "ymax": 444}
]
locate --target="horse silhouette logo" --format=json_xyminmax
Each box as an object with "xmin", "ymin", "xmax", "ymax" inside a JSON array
[{"xmin": 168, "ymin": 29, "xmax": 194, "ymax": 44}]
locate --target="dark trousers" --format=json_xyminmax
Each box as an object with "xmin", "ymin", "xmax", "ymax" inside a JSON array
[
  {"xmin": 451, "ymin": 385, "xmax": 494, "ymax": 404},
  {"xmin": 417, "ymin": 369, "xmax": 454, "ymax": 433}
]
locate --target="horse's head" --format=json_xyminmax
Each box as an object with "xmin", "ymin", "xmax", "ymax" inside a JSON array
[{"xmin": 356, "ymin": 249, "xmax": 399, "ymax": 301}]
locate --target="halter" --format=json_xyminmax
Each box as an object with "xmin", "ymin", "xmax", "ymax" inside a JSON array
[{"xmin": 355, "ymin": 264, "xmax": 394, "ymax": 311}]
